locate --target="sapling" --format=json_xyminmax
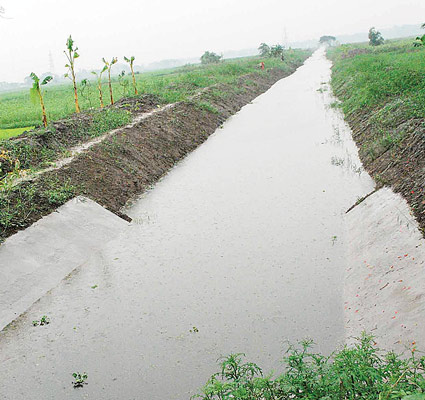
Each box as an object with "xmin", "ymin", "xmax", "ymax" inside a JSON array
[
  {"xmin": 124, "ymin": 56, "xmax": 138, "ymax": 95},
  {"xmin": 102, "ymin": 57, "xmax": 118, "ymax": 105},
  {"xmin": 118, "ymin": 70, "xmax": 129, "ymax": 96},
  {"xmin": 29, "ymin": 73, "xmax": 53, "ymax": 128},
  {"xmin": 79, "ymin": 79, "xmax": 93, "ymax": 108},
  {"xmin": 64, "ymin": 35, "xmax": 81, "ymax": 113},
  {"xmin": 91, "ymin": 65, "xmax": 108, "ymax": 107}
]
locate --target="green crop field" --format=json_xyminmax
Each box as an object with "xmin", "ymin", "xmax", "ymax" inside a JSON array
[{"xmin": 0, "ymin": 51, "xmax": 309, "ymax": 135}]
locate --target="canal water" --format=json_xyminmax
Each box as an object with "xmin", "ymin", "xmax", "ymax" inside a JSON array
[{"xmin": 0, "ymin": 48, "xmax": 374, "ymax": 399}]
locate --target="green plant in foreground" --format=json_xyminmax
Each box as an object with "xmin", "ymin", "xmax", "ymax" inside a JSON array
[
  {"xmin": 32, "ymin": 315, "xmax": 50, "ymax": 326},
  {"xmin": 196, "ymin": 334, "xmax": 425, "ymax": 400},
  {"xmin": 102, "ymin": 57, "xmax": 118, "ymax": 105},
  {"xmin": 29, "ymin": 73, "xmax": 53, "ymax": 128},
  {"xmin": 64, "ymin": 35, "xmax": 81, "ymax": 113},
  {"xmin": 72, "ymin": 372, "xmax": 88, "ymax": 388},
  {"xmin": 124, "ymin": 56, "xmax": 138, "ymax": 95}
]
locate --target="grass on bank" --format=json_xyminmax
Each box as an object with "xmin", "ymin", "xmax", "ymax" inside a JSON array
[
  {"xmin": 327, "ymin": 38, "xmax": 425, "ymax": 120},
  {"xmin": 0, "ymin": 51, "xmax": 310, "ymax": 132},
  {"xmin": 197, "ymin": 334, "xmax": 425, "ymax": 400},
  {"xmin": 328, "ymin": 38, "xmax": 425, "ymax": 163}
]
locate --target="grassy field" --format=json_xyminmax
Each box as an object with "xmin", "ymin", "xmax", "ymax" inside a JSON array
[
  {"xmin": 0, "ymin": 52, "xmax": 308, "ymax": 133},
  {"xmin": 328, "ymin": 38, "xmax": 425, "ymax": 233},
  {"xmin": 0, "ymin": 127, "xmax": 34, "ymax": 140}
]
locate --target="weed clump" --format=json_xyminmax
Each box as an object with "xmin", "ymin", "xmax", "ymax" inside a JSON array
[
  {"xmin": 72, "ymin": 372, "xmax": 88, "ymax": 388},
  {"xmin": 32, "ymin": 315, "xmax": 50, "ymax": 326},
  {"xmin": 197, "ymin": 334, "xmax": 425, "ymax": 400}
]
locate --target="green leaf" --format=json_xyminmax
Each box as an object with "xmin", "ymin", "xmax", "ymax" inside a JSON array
[
  {"xmin": 29, "ymin": 72, "xmax": 39, "ymax": 84},
  {"xmin": 66, "ymin": 35, "xmax": 74, "ymax": 51},
  {"xmin": 41, "ymin": 76, "xmax": 53, "ymax": 85}
]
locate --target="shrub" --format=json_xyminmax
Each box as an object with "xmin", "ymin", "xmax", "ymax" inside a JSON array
[{"xmin": 197, "ymin": 334, "xmax": 425, "ymax": 400}]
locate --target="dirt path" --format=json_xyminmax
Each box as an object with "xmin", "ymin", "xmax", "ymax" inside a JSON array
[{"xmin": 0, "ymin": 50, "xmax": 375, "ymax": 399}]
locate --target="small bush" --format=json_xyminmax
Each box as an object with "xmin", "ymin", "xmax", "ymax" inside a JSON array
[
  {"xmin": 197, "ymin": 334, "xmax": 425, "ymax": 400},
  {"xmin": 42, "ymin": 180, "xmax": 75, "ymax": 205}
]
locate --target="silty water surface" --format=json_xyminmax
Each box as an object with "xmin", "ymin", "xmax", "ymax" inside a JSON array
[{"xmin": 0, "ymin": 48, "xmax": 374, "ymax": 400}]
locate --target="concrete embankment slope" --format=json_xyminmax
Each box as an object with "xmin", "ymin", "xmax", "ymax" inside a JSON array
[
  {"xmin": 345, "ymin": 187, "xmax": 425, "ymax": 351},
  {"xmin": 0, "ymin": 197, "xmax": 127, "ymax": 331}
]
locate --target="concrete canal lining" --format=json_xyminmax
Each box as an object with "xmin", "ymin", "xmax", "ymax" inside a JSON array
[
  {"xmin": 0, "ymin": 197, "xmax": 128, "ymax": 331},
  {"xmin": 345, "ymin": 187, "xmax": 425, "ymax": 351}
]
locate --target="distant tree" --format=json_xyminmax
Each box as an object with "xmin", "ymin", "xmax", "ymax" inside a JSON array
[
  {"xmin": 29, "ymin": 73, "xmax": 53, "ymax": 128},
  {"xmin": 270, "ymin": 44, "xmax": 284, "ymax": 58},
  {"xmin": 124, "ymin": 56, "xmax": 138, "ymax": 95},
  {"xmin": 0, "ymin": 5, "xmax": 5, "ymax": 18},
  {"xmin": 200, "ymin": 51, "xmax": 222, "ymax": 64},
  {"xmin": 319, "ymin": 35, "xmax": 336, "ymax": 45},
  {"xmin": 102, "ymin": 57, "xmax": 118, "ymax": 104},
  {"xmin": 368, "ymin": 27, "xmax": 384, "ymax": 46},
  {"xmin": 64, "ymin": 35, "xmax": 81, "ymax": 113},
  {"xmin": 91, "ymin": 65, "xmax": 108, "ymax": 107},
  {"xmin": 413, "ymin": 23, "xmax": 425, "ymax": 47},
  {"xmin": 258, "ymin": 43, "xmax": 271, "ymax": 57}
]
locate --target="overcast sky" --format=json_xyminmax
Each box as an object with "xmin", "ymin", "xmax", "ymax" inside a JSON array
[{"xmin": 0, "ymin": 0, "xmax": 424, "ymax": 82}]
